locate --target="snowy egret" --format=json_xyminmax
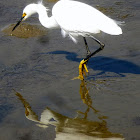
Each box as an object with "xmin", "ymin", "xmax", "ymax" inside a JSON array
[{"xmin": 12, "ymin": 0, "xmax": 123, "ymax": 79}]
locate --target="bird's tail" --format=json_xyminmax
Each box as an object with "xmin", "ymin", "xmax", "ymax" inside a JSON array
[
  {"xmin": 115, "ymin": 20, "xmax": 125, "ymax": 26},
  {"xmin": 100, "ymin": 18, "xmax": 124, "ymax": 35}
]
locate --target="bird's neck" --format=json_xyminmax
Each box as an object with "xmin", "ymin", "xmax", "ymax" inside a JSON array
[{"xmin": 37, "ymin": 4, "xmax": 59, "ymax": 29}]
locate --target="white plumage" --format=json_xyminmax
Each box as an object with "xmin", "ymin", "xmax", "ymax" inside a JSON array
[
  {"xmin": 53, "ymin": 0, "xmax": 122, "ymax": 34},
  {"xmin": 12, "ymin": 0, "xmax": 123, "ymax": 79},
  {"xmin": 13, "ymin": 0, "xmax": 122, "ymax": 43}
]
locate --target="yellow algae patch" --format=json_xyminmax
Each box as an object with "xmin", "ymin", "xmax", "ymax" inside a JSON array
[{"xmin": 2, "ymin": 23, "xmax": 47, "ymax": 38}]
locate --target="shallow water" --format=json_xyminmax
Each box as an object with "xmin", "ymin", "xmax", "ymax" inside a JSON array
[{"xmin": 0, "ymin": 0, "xmax": 140, "ymax": 140}]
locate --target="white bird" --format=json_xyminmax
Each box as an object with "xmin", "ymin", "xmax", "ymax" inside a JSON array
[{"xmin": 12, "ymin": 0, "xmax": 123, "ymax": 79}]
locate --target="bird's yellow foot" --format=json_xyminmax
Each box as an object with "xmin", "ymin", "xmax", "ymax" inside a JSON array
[
  {"xmin": 79, "ymin": 59, "xmax": 89, "ymax": 79},
  {"xmin": 73, "ymin": 59, "xmax": 89, "ymax": 80}
]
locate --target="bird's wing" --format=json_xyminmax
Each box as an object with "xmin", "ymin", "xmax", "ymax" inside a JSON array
[{"xmin": 52, "ymin": 0, "xmax": 122, "ymax": 35}]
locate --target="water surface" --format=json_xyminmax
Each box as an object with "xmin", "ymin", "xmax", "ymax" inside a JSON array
[{"xmin": 0, "ymin": 0, "xmax": 140, "ymax": 140}]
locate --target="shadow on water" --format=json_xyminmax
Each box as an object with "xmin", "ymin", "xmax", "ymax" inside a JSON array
[
  {"xmin": 14, "ymin": 80, "xmax": 124, "ymax": 140},
  {"xmin": 44, "ymin": 50, "xmax": 140, "ymax": 78}
]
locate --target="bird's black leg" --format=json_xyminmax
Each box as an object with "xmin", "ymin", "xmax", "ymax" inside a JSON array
[
  {"xmin": 84, "ymin": 36, "xmax": 105, "ymax": 61},
  {"xmin": 78, "ymin": 36, "xmax": 105, "ymax": 79},
  {"xmin": 83, "ymin": 37, "xmax": 91, "ymax": 56}
]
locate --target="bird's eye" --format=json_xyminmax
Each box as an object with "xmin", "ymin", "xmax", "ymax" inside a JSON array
[{"xmin": 22, "ymin": 13, "xmax": 27, "ymax": 18}]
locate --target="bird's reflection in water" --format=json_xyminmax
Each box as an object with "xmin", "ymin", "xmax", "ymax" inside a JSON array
[
  {"xmin": 78, "ymin": 80, "xmax": 106, "ymax": 120},
  {"xmin": 15, "ymin": 80, "xmax": 124, "ymax": 140}
]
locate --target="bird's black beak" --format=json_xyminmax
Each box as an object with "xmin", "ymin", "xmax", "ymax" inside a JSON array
[{"xmin": 12, "ymin": 13, "xmax": 26, "ymax": 31}]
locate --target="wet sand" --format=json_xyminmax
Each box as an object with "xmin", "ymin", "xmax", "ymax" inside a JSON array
[{"xmin": 0, "ymin": 0, "xmax": 140, "ymax": 140}]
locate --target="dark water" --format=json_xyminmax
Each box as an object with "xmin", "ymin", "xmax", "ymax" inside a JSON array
[{"xmin": 0, "ymin": 0, "xmax": 140, "ymax": 139}]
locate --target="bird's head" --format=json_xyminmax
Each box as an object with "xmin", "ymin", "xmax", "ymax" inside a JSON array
[{"xmin": 12, "ymin": 4, "xmax": 37, "ymax": 31}]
